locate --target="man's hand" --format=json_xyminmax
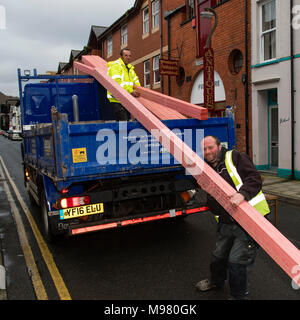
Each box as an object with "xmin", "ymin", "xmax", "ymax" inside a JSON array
[
  {"xmin": 131, "ymin": 90, "xmax": 140, "ymax": 97},
  {"xmin": 229, "ymin": 192, "xmax": 245, "ymax": 207}
]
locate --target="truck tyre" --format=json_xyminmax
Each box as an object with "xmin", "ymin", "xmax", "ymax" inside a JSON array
[
  {"xmin": 41, "ymin": 191, "xmax": 55, "ymax": 242},
  {"xmin": 26, "ymin": 183, "xmax": 37, "ymax": 206}
]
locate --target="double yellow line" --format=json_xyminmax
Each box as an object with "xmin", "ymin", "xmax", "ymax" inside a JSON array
[{"xmin": 0, "ymin": 156, "xmax": 71, "ymax": 300}]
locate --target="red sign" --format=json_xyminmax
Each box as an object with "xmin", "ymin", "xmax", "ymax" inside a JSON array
[
  {"xmin": 159, "ymin": 59, "xmax": 179, "ymax": 76},
  {"xmin": 203, "ymin": 47, "xmax": 215, "ymax": 110}
]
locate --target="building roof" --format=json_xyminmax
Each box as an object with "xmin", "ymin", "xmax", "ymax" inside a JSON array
[
  {"xmin": 57, "ymin": 62, "xmax": 68, "ymax": 74},
  {"xmin": 70, "ymin": 50, "xmax": 82, "ymax": 61},
  {"xmin": 97, "ymin": 0, "xmax": 143, "ymax": 40},
  {"xmin": 87, "ymin": 25, "xmax": 108, "ymax": 48},
  {"xmin": 91, "ymin": 25, "xmax": 107, "ymax": 38}
]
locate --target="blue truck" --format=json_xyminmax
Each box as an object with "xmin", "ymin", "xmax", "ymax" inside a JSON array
[{"xmin": 18, "ymin": 69, "xmax": 235, "ymax": 241}]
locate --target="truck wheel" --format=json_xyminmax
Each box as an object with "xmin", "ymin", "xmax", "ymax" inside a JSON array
[
  {"xmin": 26, "ymin": 183, "xmax": 37, "ymax": 206},
  {"xmin": 41, "ymin": 192, "xmax": 55, "ymax": 242}
]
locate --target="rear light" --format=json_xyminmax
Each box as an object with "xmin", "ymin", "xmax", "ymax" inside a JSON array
[
  {"xmin": 60, "ymin": 196, "xmax": 90, "ymax": 209},
  {"xmin": 180, "ymin": 191, "xmax": 191, "ymax": 203},
  {"xmin": 25, "ymin": 169, "xmax": 30, "ymax": 181}
]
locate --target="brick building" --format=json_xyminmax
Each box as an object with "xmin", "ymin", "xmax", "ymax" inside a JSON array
[{"xmin": 59, "ymin": 0, "xmax": 252, "ymax": 154}]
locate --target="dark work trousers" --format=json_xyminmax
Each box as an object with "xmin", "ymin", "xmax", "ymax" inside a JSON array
[
  {"xmin": 110, "ymin": 102, "xmax": 130, "ymax": 121},
  {"xmin": 210, "ymin": 222, "xmax": 259, "ymax": 299}
]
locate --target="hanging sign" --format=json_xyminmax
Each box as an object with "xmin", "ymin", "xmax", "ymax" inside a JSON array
[
  {"xmin": 203, "ymin": 47, "xmax": 215, "ymax": 110},
  {"xmin": 159, "ymin": 59, "xmax": 179, "ymax": 76}
]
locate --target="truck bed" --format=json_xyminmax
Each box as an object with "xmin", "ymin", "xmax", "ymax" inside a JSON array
[{"xmin": 23, "ymin": 111, "xmax": 235, "ymax": 190}]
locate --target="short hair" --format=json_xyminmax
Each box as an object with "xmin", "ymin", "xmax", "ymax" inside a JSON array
[
  {"xmin": 120, "ymin": 48, "xmax": 131, "ymax": 56},
  {"xmin": 204, "ymin": 135, "xmax": 221, "ymax": 146}
]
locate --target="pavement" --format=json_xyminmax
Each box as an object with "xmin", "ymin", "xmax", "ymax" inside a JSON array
[
  {"xmin": 261, "ymin": 172, "xmax": 300, "ymax": 206},
  {"xmin": 0, "ymin": 170, "xmax": 299, "ymax": 300},
  {"xmin": 0, "ymin": 174, "xmax": 8, "ymax": 300}
]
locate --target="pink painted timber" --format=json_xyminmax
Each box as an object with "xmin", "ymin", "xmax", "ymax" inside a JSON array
[
  {"xmin": 78, "ymin": 55, "xmax": 207, "ymax": 120},
  {"xmin": 74, "ymin": 56, "xmax": 300, "ymax": 286}
]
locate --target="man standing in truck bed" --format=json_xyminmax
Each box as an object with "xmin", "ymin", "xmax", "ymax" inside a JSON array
[{"xmin": 107, "ymin": 48, "xmax": 141, "ymax": 121}]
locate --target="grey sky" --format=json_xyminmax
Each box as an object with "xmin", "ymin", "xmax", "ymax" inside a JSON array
[{"xmin": 0, "ymin": 0, "xmax": 135, "ymax": 96}]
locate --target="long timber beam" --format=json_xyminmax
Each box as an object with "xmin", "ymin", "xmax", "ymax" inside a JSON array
[{"xmin": 74, "ymin": 56, "xmax": 300, "ymax": 286}]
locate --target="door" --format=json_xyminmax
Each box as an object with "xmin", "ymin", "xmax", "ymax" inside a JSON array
[{"xmin": 269, "ymin": 105, "xmax": 278, "ymax": 167}]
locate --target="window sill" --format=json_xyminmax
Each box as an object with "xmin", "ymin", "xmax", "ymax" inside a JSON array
[
  {"xmin": 153, "ymin": 82, "xmax": 161, "ymax": 89},
  {"xmin": 142, "ymin": 32, "xmax": 149, "ymax": 40},
  {"xmin": 151, "ymin": 26, "xmax": 159, "ymax": 34}
]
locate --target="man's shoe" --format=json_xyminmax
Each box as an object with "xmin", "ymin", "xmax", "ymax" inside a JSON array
[
  {"xmin": 228, "ymin": 291, "xmax": 250, "ymax": 300},
  {"xmin": 195, "ymin": 279, "xmax": 223, "ymax": 292}
]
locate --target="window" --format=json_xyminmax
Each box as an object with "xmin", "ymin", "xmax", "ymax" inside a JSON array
[
  {"xmin": 228, "ymin": 49, "xmax": 243, "ymax": 75},
  {"xmin": 152, "ymin": 0, "xmax": 159, "ymax": 29},
  {"xmin": 107, "ymin": 35, "xmax": 112, "ymax": 57},
  {"xmin": 153, "ymin": 55, "xmax": 160, "ymax": 84},
  {"xmin": 121, "ymin": 25, "xmax": 128, "ymax": 46},
  {"xmin": 144, "ymin": 60, "xmax": 150, "ymax": 87},
  {"xmin": 186, "ymin": 0, "xmax": 195, "ymax": 19},
  {"xmin": 143, "ymin": 6, "xmax": 149, "ymax": 34},
  {"xmin": 261, "ymin": 0, "xmax": 276, "ymax": 61}
]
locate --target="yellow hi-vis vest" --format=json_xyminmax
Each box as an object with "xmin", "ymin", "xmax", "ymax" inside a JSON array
[
  {"xmin": 225, "ymin": 150, "xmax": 270, "ymax": 216},
  {"xmin": 107, "ymin": 58, "xmax": 141, "ymax": 103}
]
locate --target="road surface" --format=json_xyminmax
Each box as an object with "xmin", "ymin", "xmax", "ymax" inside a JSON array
[{"xmin": 0, "ymin": 136, "xmax": 299, "ymax": 301}]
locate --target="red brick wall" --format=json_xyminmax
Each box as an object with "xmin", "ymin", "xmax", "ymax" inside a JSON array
[
  {"xmin": 86, "ymin": 0, "xmax": 252, "ymax": 154},
  {"xmin": 165, "ymin": 0, "xmax": 252, "ymax": 154}
]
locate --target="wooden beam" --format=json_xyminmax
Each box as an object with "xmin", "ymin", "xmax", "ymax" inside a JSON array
[
  {"xmin": 74, "ymin": 56, "xmax": 300, "ymax": 286},
  {"xmin": 79, "ymin": 55, "xmax": 206, "ymax": 120},
  {"xmin": 137, "ymin": 96, "xmax": 187, "ymax": 120},
  {"xmin": 134, "ymin": 85, "xmax": 208, "ymax": 120}
]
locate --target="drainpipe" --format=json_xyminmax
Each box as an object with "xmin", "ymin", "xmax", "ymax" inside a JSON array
[
  {"xmin": 164, "ymin": 11, "xmax": 171, "ymax": 96},
  {"xmin": 167, "ymin": 17, "xmax": 171, "ymax": 96},
  {"xmin": 244, "ymin": 0, "xmax": 250, "ymax": 156},
  {"xmin": 290, "ymin": 0, "xmax": 295, "ymax": 179},
  {"xmin": 160, "ymin": 0, "xmax": 164, "ymax": 93}
]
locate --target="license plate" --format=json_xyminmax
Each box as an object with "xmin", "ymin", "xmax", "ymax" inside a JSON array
[{"xmin": 59, "ymin": 203, "xmax": 104, "ymax": 220}]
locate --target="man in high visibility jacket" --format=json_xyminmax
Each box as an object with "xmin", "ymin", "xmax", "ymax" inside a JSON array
[
  {"xmin": 107, "ymin": 48, "xmax": 141, "ymax": 121},
  {"xmin": 194, "ymin": 135, "xmax": 270, "ymax": 300}
]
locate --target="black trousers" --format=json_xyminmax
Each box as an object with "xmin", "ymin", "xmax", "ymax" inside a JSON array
[
  {"xmin": 110, "ymin": 102, "xmax": 130, "ymax": 121},
  {"xmin": 210, "ymin": 223, "xmax": 259, "ymax": 298}
]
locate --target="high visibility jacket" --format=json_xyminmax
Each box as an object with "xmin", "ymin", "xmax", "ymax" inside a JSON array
[
  {"xmin": 107, "ymin": 58, "xmax": 141, "ymax": 103},
  {"xmin": 225, "ymin": 150, "xmax": 270, "ymax": 216}
]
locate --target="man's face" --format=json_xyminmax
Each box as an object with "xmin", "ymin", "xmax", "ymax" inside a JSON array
[
  {"xmin": 202, "ymin": 136, "xmax": 221, "ymax": 166},
  {"xmin": 121, "ymin": 50, "xmax": 132, "ymax": 65}
]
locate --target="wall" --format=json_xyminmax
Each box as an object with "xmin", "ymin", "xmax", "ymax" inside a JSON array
[{"xmin": 251, "ymin": 0, "xmax": 300, "ymax": 178}]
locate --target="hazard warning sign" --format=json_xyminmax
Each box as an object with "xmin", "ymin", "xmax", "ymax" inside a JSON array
[{"xmin": 72, "ymin": 148, "xmax": 87, "ymax": 163}]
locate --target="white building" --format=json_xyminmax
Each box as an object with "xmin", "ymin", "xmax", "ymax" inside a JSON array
[{"xmin": 251, "ymin": 0, "xmax": 300, "ymax": 179}]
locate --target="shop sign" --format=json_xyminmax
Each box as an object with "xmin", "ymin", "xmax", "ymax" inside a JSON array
[{"xmin": 159, "ymin": 59, "xmax": 179, "ymax": 76}]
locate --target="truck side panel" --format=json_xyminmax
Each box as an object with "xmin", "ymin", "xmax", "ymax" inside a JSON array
[
  {"xmin": 22, "ymin": 82, "xmax": 101, "ymax": 125},
  {"xmin": 23, "ymin": 115, "xmax": 235, "ymax": 190}
]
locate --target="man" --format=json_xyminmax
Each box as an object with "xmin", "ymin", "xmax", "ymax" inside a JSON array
[
  {"xmin": 107, "ymin": 48, "xmax": 141, "ymax": 121},
  {"xmin": 194, "ymin": 135, "xmax": 270, "ymax": 300}
]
